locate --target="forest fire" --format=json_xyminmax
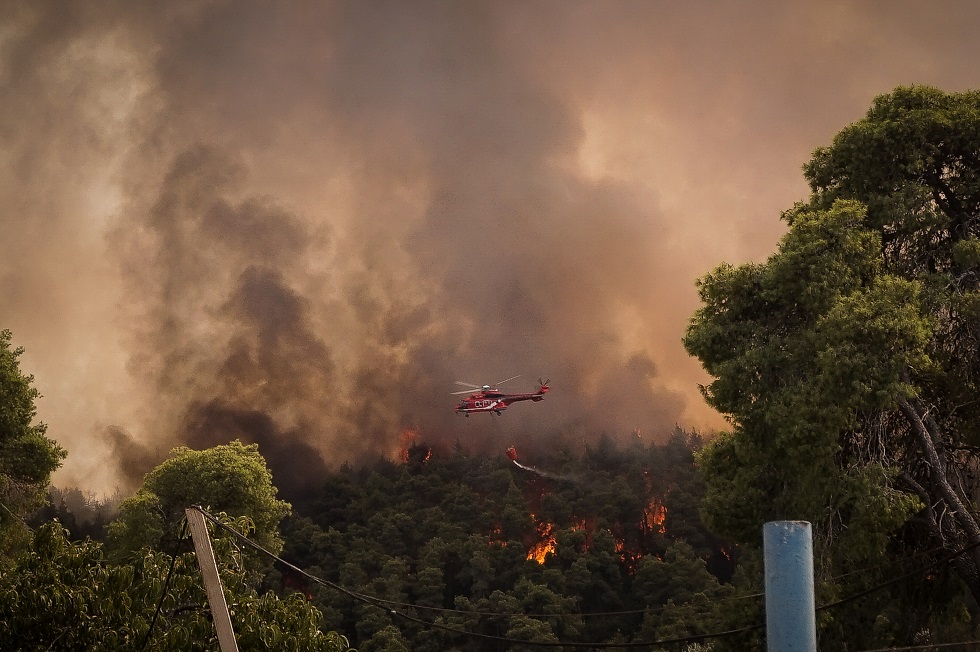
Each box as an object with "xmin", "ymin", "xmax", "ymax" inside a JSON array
[
  {"xmin": 527, "ymin": 518, "xmax": 557, "ymax": 563},
  {"xmin": 618, "ymin": 546, "xmax": 640, "ymax": 575},
  {"xmin": 644, "ymin": 498, "xmax": 667, "ymax": 534},
  {"xmin": 506, "ymin": 446, "xmax": 675, "ymax": 572},
  {"xmin": 399, "ymin": 428, "xmax": 431, "ymax": 464},
  {"xmin": 399, "ymin": 428, "xmax": 417, "ymax": 462},
  {"xmin": 488, "ymin": 526, "xmax": 507, "ymax": 547}
]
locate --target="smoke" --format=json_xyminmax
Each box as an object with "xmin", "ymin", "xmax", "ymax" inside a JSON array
[{"xmin": 3, "ymin": 0, "xmax": 980, "ymax": 497}]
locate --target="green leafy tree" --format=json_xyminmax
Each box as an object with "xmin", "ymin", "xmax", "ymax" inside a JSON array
[
  {"xmin": 634, "ymin": 541, "xmax": 735, "ymax": 643},
  {"xmin": 0, "ymin": 518, "xmax": 353, "ymax": 651},
  {"xmin": 108, "ymin": 440, "xmax": 290, "ymax": 558},
  {"xmin": 0, "ymin": 329, "xmax": 66, "ymax": 556},
  {"xmin": 360, "ymin": 624, "xmax": 410, "ymax": 652},
  {"xmin": 685, "ymin": 86, "xmax": 980, "ymax": 641}
]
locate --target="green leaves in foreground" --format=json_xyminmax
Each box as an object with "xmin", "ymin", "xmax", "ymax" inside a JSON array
[{"xmin": 0, "ymin": 520, "xmax": 351, "ymax": 651}]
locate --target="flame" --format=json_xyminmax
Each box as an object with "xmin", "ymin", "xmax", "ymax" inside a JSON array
[
  {"xmin": 527, "ymin": 518, "xmax": 556, "ymax": 563},
  {"xmin": 644, "ymin": 498, "xmax": 667, "ymax": 534},
  {"xmin": 487, "ymin": 526, "xmax": 506, "ymax": 547},
  {"xmin": 399, "ymin": 428, "xmax": 417, "ymax": 462},
  {"xmin": 619, "ymin": 548, "xmax": 640, "ymax": 575}
]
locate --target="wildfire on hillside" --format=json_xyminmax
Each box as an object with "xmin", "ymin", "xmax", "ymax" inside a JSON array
[
  {"xmin": 617, "ymin": 541, "xmax": 641, "ymax": 575},
  {"xmin": 399, "ymin": 428, "xmax": 431, "ymax": 464},
  {"xmin": 522, "ymin": 487, "xmax": 670, "ymax": 571},
  {"xmin": 488, "ymin": 525, "xmax": 507, "ymax": 548},
  {"xmin": 644, "ymin": 498, "xmax": 667, "ymax": 534},
  {"xmin": 399, "ymin": 428, "xmax": 417, "ymax": 462},
  {"xmin": 527, "ymin": 516, "xmax": 557, "ymax": 563}
]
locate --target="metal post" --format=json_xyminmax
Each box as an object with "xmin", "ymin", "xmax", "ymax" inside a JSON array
[
  {"xmin": 764, "ymin": 520, "xmax": 817, "ymax": 652},
  {"xmin": 185, "ymin": 507, "xmax": 240, "ymax": 652}
]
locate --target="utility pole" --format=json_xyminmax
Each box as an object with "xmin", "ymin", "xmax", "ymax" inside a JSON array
[
  {"xmin": 185, "ymin": 506, "xmax": 240, "ymax": 652},
  {"xmin": 764, "ymin": 520, "xmax": 817, "ymax": 652}
]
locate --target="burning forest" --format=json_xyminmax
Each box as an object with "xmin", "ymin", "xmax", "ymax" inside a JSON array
[
  {"xmin": 10, "ymin": 3, "xmax": 978, "ymax": 649},
  {"xmin": 271, "ymin": 428, "xmax": 738, "ymax": 649}
]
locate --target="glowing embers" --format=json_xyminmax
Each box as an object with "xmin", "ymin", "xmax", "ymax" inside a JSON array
[
  {"xmin": 399, "ymin": 428, "xmax": 431, "ymax": 464},
  {"xmin": 526, "ymin": 515, "xmax": 557, "ymax": 563},
  {"xmin": 644, "ymin": 498, "xmax": 667, "ymax": 534},
  {"xmin": 487, "ymin": 526, "xmax": 507, "ymax": 548},
  {"xmin": 399, "ymin": 428, "xmax": 417, "ymax": 462}
]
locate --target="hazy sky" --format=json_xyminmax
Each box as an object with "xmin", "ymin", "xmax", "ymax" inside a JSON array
[{"xmin": 2, "ymin": 0, "xmax": 978, "ymax": 496}]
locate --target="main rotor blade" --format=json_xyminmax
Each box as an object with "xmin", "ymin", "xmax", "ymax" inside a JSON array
[
  {"xmin": 451, "ymin": 389, "xmax": 476, "ymax": 395},
  {"xmin": 455, "ymin": 381, "xmax": 482, "ymax": 388},
  {"xmin": 495, "ymin": 374, "xmax": 522, "ymax": 386}
]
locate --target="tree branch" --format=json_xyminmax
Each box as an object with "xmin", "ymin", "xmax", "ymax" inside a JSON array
[
  {"xmin": 897, "ymin": 397, "xmax": 979, "ymax": 536},
  {"xmin": 897, "ymin": 396, "xmax": 980, "ymax": 588}
]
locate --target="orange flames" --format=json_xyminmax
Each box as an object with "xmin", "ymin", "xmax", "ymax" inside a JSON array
[
  {"xmin": 644, "ymin": 498, "xmax": 667, "ymax": 534},
  {"xmin": 526, "ymin": 516, "xmax": 557, "ymax": 563},
  {"xmin": 523, "ymin": 501, "xmax": 666, "ymax": 572},
  {"xmin": 488, "ymin": 526, "xmax": 507, "ymax": 548},
  {"xmin": 399, "ymin": 428, "xmax": 431, "ymax": 463},
  {"xmin": 399, "ymin": 428, "xmax": 417, "ymax": 462}
]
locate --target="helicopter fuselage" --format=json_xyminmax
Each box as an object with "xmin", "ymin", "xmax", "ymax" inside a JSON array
[{"xmin": 455, "ymin": 385, "xmax": 549, "ymax": 416}]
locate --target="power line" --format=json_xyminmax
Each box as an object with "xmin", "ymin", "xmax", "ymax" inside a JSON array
[
  {"xmin": 356, "ymin": 585, "xmax": 763, "ymax": 620},
  {"xmin": 192, "ymin": 506, "xmax": 980, "ymax": 650},
  {"xmin": 816, "ymin": 537, "xmax": 980, "ymax": 615},
  {"xmin": 140, "ymin": 520, "xmax": 189, "ymax": 651},
  {"xmin": 193, "ymin": 506, "xmax": 763, "ymax": 649},
  {"xmin": 822, "ymin": 542, "xmax": 956, "ymax": 585},
  {"xmin": 856, "ymin": 640, "xmax": 980, "ymax": 651},
  {"xmin": 0, "ymin": 497, "xmax": 34, "ymax": 530}
]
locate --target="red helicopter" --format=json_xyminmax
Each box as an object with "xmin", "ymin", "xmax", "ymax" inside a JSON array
[{"xmin": 452, "ymin": 375, "xmax": 550, "ymax": 416}]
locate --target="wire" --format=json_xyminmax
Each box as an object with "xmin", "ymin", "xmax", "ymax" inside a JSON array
[
  {"xmin": 0, "ymin": 498, "xmax": 33, "ymax": 530},
  {"xmin": 192, "ymin": 506, "xmax": 763, "ymax": 649},
  {"xmin": 821, "ymin": 542, "xmax": 958, "ymax": 585},
  {"xmin": 192, "ymin": 506, "xmax": 980, "ymax": 650},
  {"xmin": 140, "ymin": 519, "xmax": 189, "ymax": 651},
  {"xmin": 355, "ymin": 589, "xmax": 762, "ymax": 620},
  {"xmin": 816, "ymin": 537, "xmax": 980, "ymax": 614},
  {"xmin": 856, "ymin": 640, "xmax": 980, "ymax": 651}
]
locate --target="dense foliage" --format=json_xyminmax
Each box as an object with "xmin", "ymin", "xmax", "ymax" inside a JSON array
[
  {"xmin": 1, "ymin": 427, "xmax": 350, "ymax": 651},
  {"xmin": 0, "ymin": 329, "xmax": 66, "ymax": 558},
  {"xmin": 108, "ymin": 440, "xmax": 291, "ymax": 559},
  {"xmin": 0, "ymin": 515, "xmax": 351, "ymax": 651},
  {"xmin": 277, "ymin": 430, "xmax": 738, "ymax": 650},
  {"xmin": 685, "ymin": 85, "xmax": 980, "ymax": 647},
  {"xmin": 9, "ymin": 430, "xmax": 740, "ymax": 651}
]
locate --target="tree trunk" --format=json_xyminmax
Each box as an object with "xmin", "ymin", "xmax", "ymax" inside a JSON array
[{"xmin": 897, "ymin": 396, "xmax": 980, "ymax": 603}]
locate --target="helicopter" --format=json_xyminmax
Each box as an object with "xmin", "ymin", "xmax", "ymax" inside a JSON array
[{"xmin": 452, "ymin": 375, "xmax": 550, "ymax": 416}]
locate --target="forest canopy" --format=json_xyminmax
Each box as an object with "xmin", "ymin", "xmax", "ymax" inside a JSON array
[{"xmin": 686, "ymin": 85, "xmax": 980, "ymax": 646}]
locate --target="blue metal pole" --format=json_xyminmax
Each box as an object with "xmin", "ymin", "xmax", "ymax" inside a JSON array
[{"xmin": 764, "ymin": 520, "xmax": 817, "ymax": 652}]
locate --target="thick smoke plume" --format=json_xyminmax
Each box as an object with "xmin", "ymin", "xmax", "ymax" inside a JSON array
[{"xmin": 3, "ymin": 1, "xmax": 979, "ymax": 497}]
